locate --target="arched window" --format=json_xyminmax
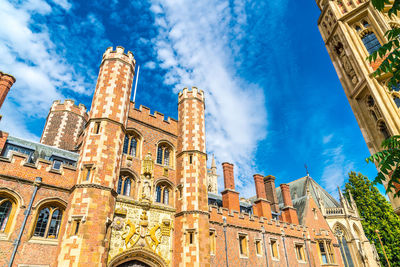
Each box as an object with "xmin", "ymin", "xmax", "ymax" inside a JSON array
[
  {"xmin": 378, "ymin": 120, "xmax": 391, "ymax": 140},
  {"xmin": 117, "ymin": 174, "xmax": 135, "ymax": 197},
  {"xmin": 156, "ymin": 142, "xmax": 173, "ymax": 167},
  {"xmin": 154, "ymin": 182, "xmax": 172, "ymax": 205},
  {"xmin": 33, "ymin": 205, "xmax": 63, "ymax": 239},
  {"xmin": 123, "ymin": 132, "xmax": 141, "ymax": 157},
  {"xmin": 334, "ymin": 226, "xmax": 355, "ymax": 267},
  {"xmin": 0, "ymin": 195, "xmax": 17, "ymax": 233},
  {"xmin": 361, "ymin": 32, "xmax": 381, "ymax": 54}
]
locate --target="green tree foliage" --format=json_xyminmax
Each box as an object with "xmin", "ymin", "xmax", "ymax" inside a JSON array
[
  {"xmin": 366, "ymin": 0, "xmax": 400, "ymax": 195},
  {"xmin": 368, "ymin": 0, "xmax": 400, "ymax": 89},
  {"xmin": 366, "ymin": 135, "xmax": 400, "ymax": 197},
  {"xmin": 344, "ymin": 172, "xmax": 400, "ymax": 266}
]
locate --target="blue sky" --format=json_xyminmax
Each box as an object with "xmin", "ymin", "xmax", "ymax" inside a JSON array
[{"xmin": 0, "ymin": 0, "xmax": 383, "ymax": 198}]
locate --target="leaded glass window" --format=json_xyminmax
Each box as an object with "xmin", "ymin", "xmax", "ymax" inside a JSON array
[
  {"xmin": 117, "ymin": 176, "xmax": 123, "ymax": 194},
  {"xmin": 123, "ymin": 178, "xmax": 131, "ymax": 196},
  {"xmin": 361, "ymin": 32, "xmax": 381, "ymax": 54},
  {"xmin": 0, "ymin": 199, "xmax": 12, "ymax": 231},
  {"xmin": 33, "ymin": 206, "xmax": 63, "ymax": 238}
]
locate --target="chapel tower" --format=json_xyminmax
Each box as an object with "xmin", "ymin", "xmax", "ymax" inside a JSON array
[
  {"xmin": 174, "ymin": 87, "xmax": 210, "ymax": 266},
  {"xmin": 56, "ymin": 46, "xmax": 135, "ymax": 266},
  {"xmin": 316, "ymin": 0, "xmax": 400, "ymax": 214}
]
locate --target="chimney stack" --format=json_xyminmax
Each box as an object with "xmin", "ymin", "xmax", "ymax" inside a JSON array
[
  {"xmin": 0, "ymin": 72, "xmax": 15, "ymax": 110},
  {"xmin": 221, "ymin": 162, "xmax": 240, "ymax": 212},
  {"xmin": 280, "ymin": 184, "xmax": 299, "ymax": 224},
  {"xmin": 264, "ymin": 175, "xmax": 280, "ymax": 213},
  {"xmin": 253, "ymin": 174, "xmax": 272, "ymax": 219}
]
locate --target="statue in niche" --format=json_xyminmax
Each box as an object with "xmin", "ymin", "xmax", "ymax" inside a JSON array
[
  {"xmin": 332, "ymin": 35, "xmax": 358, "ymax": 85},
  {"xmin": 142, "ymin": 175, "xmax": 151, "ymax": 200}
]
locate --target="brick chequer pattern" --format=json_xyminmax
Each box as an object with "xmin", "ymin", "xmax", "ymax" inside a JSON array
[
  {"xmin": 174, "ymin": 87, "xmax": 210, "ymax": 266},
  {"xmin": 56, "ymin": 46, "xmax": 135, "ymax": 266}
]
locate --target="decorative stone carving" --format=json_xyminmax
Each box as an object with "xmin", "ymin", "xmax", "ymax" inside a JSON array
[
  {"xmin": 108, "ymin": 201, "xmax": 173, "ymax": 265},
  {"xmin": 332, "ymin": 35, "xmax": 359, "ymax": 85},
  {"xmin": 143, "ymin": 152, "xmax": 154, "ymax": 175}
]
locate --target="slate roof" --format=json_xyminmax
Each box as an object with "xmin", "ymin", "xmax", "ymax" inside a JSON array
[
  {"xmin": 276, "ymin": 176, "xmax": 340, "ymax": 224},
  {"xmin": 4, "ymin": 136, "xmax": 79, "ymax": 162}
]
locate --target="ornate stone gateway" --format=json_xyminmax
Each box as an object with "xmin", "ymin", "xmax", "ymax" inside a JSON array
[
  {"xmin": 117, "ymin": 260, "xmax": 150, "ymax": 267},
  {"xmin": 108, "ymin": 153, "xmax": 173, "ymax": 266}
]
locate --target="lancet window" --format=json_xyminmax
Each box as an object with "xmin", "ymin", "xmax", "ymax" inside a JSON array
[
  {"xmin": 155, "ymin": 182, "xmax": 172, "ymax": 205},
  {"xmin": 33, "ymin": 205, "xmax": 64, "ymax": 239},
  {"xmin": 0, "ymin": 196, "xmax": 16, "ymax": 233},
  {"xmin": 123, "ymin": 131, "xmax": 141, "ymax": 157},
  {"xmin": 156, "ymin": 142, "xmax": 173, "ymax": 167},
  {"xmin": 117, "ymin": 174, "xmax": 135, "ymax": 197}
]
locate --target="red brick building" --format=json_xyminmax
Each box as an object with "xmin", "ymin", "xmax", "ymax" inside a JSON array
[{"xmin": 0, "ymin": 47, "xmax": 378, "ymax": 266}]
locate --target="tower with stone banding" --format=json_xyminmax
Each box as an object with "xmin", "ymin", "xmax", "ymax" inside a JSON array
[
  {"xmin": 174, "ymin": 87, "xmax": 210, "ymax": 266},
  {"xmin": 40, "ymin": 100, "xmax": 88, "ymax": 151},
  {"xmin": 56, "ymin": 46, "xmax": 135, "ymax": 266}
]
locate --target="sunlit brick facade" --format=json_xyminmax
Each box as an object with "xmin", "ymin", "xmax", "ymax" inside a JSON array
[{"xmin": 0, "ymin": 46, "xmax": 379, "ymax": 266}]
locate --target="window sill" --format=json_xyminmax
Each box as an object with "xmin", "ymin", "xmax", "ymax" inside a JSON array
[
  {"xmin": 154, "ymin": 163, "xmax": 175, "ymax": 170},
  {"xmin": 272, "ymin": 258, "xmax": 280, "ymax": 261},
  {"xmin": 0, "ymin": 232, "xmax": 10, "ymax": 241},
  {"xmin": 239, "ymin": 254, "xmax": 249, "ymax": 259},
  {"xmin": 28, "ymin": 237, "xmax": 59, "ymax": 245}
]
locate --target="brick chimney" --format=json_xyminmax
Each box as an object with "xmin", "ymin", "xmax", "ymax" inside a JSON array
[
  {"xmin": 280, "ymin": 184, "xmax": 299, "ymax": 224},
  {"xmin": 264, "ymin": 175, "xmax": 279, "ymax": 213},
  {"xmin": 221, "ymin": 162, "xmax": 240, "ymax": 212},
  {"xmin": 253, "ymin": 174, "xmax": 272, "ymax": 219},
  {"xmin": 0, "ymin": 72, "xmax": 15, "ymax": 110}
]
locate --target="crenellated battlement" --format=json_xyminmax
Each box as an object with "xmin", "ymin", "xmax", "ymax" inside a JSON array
[
  {"xmin": 178, "ymin": 86, "xmax": 205, "ymax": 102},
  {"xmin": 102, "ymin": 46, "xmax": 135, "ymax": 67},
  {"xmin": 208, "ymin": 205, "xmax": 307, "ymax": 237},
  {"xmin": 51, "ymin": 99, "xmax": 88, "ymax": 119},
  {"xmin": 128, "ymin": 102, "xmax": 178, "ymax": 135},
  {"xmin": 0, "ymin": 151, "xmax": 77, "ymax": 189}
]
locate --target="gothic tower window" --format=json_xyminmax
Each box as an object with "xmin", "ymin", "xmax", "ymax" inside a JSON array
[
  {"xmin": 155, "ymin": 181, "xmax": 172, "ymax": 205},
  {"xmin": 123, "ymin": 131, "xmax": 141, "ymax": 158},
  {"xmin": 156, "ymin": 142, "xmax": 174, "ymax": 167},
  {"xmin": 0, "ymin": 196, "xmax": 16, "ymax": 233},
  {"xmin": 334, "ymin": 226, "xmax": 355, "ymax": 267},
  {"xmin": 378, "ymin": 120, "xmax": 391, "ymax": 139},
  {"xmin": 361, "ymin": 32, "xmax": 381, "ymax": 54},
  {"xmin": 117, "ymin": 173, "xmax": 136, "ymax": 198},
  {"xmin": 33, "ymin": 204, "xmax": 64, "ymax": 239}
]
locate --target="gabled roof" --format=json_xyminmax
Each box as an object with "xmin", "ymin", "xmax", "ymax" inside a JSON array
[{"xmin": 276, "ymin": 176, "xmax": 340, "ymax": 224}]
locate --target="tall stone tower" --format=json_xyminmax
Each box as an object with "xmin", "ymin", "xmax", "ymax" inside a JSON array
[
  {"xmin": 0, "ymin": 71, "xmax": 15, "ymax": 110},
  {"xmin": 174, "ymin": 87, "xmax": 210, "ymax": 266},
  {"xmin": 316, "ymin": 0, "xmax": 400, "ymax": 214},
  {"xmin": 57, "ymin": 46, "xmax": 135, "ymax": 266},
  {"xmin": 40, "ymin": 99, "xmax": 88, "ymax": 151}
]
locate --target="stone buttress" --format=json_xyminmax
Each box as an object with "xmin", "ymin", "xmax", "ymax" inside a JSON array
[
  {"xmin": 56, "ymin": 46, "xmax": 135, "ymax": 266},
  {"xmin": 174, "ymin": 87, "xmax": 210, "ymax": 266}
]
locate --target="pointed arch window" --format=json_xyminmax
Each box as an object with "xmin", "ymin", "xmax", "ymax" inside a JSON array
[
  {"xmin": 334, "ymin": 227, "xmax": 355, "ymax": 267},
  {"xmin": 378, "ymin": 120, "xmax": 391, "ymax": 140},
  {"xmin": 0, "ymin": 199, "xmax": 12, "ymax": 232},
  {"xmin": 116, "ymin": 174, "xmax": 135, "ymax": 197},
  {"xmin": 156, "ymin": 142, "xmax": 173, "ymax": 167},
  {"xmin": 123, "ymin": 132, "xmax": 140, "ymax": 157},
  {"xmin": 33, "ymin": 205, "xmax": 63, "ymax": 239},
  {"xmin": 361, "ymin": 32, "xmax": 381, "ymax": 54},
  {"xmin": 155, "ymin": 183, "xmax": 172, "ymax": 205}
]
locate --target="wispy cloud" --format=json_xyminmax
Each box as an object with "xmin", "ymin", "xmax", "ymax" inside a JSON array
[
  {"xmin": 148, "ymin": 0, "xmax": 282, "ymax": 195},
  {"xmin": 321, "ymin": 145, "xmax": 354, "ymax": 199},
  {"xmin": 0, "ymin": 0, "xmax": 108, "ymax": 140}
]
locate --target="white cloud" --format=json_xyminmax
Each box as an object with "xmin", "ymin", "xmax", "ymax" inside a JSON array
[
  {"xmin": 321, "ymin": 145, "xmax": 354, "ymax": 199},
  {"xmin": 144, "ymin": 61, "xmax": 156, "ymax": 70},
  {"xmin": 150, "ymin": 0, "xmax": 274, "ymax": 195},
  {"xmin": 323, "ymin": 134, "xmax": 334, "ymax": 144},
  {"xmin": 0, "ymin": 0, "xmax": 87, "ymax": 139},
  {"xmin": 50, "ymin": 0, "xmax": 72, "ymax": 11}
]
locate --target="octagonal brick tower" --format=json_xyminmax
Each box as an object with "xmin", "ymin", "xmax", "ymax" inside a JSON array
[
  {"xmin": 174, "ymin": 87, "xmax": 210, "ymax": 266},
  {"xmin": 57, "ymin": 47, "xmax": 135, "ymax": 266}
]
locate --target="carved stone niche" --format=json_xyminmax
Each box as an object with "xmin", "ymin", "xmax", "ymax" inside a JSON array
[{"xmin": 331, "ymin": 35, "xmax": 359, "ymax": 85}]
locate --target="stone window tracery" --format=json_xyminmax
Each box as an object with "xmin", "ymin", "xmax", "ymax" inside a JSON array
[
  {"xmin": 123, "ymin": 132, "xmax": 141, "ymax": 158},
  {"xmin": 117, "ymin": 174, "xmax": 135, "ymax": 197},
  {"xmin": 156, "ymin": 142, "xmax": 173, "ymax": 168},
  {"xmin": 155, "ymin": 182, "xmax": 172, "ymax": 205},
  {"xmin": 0, "ymin": 196, "xmax": 15, "ymax": 233},
  {"xmin": 33, "ymin": 205, "xmax": 64, "ymax": 239},
  {"xmin": 334, "ymin": 226, "xmax": 355, "ymax": 267}
]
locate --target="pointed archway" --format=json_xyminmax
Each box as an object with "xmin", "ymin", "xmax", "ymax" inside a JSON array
[{"xmin": 108, "ymin": 248, "xmax": 168, "ymax": 267}]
